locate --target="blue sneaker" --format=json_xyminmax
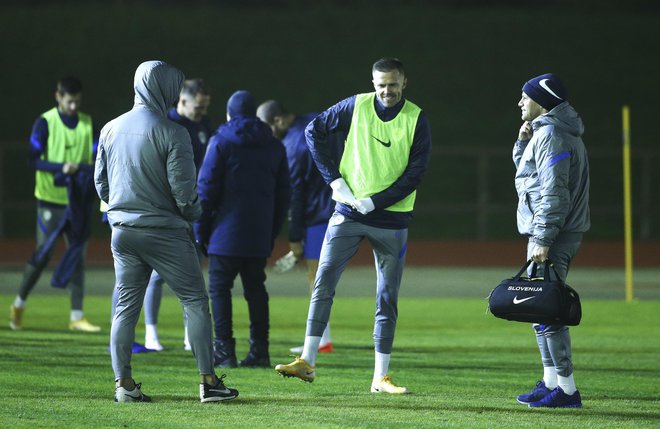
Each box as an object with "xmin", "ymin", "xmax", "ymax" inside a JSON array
[
  {"xmin": 516, "ymin": 380, "xmax": 552, "ymax": 404},
  {"xmin": 528, "ymin": 387, "xmax": 582, "ymax": 408},
  {"xmin": 107, "ymin": 342, "xmax": 151, "ymax": 354}
]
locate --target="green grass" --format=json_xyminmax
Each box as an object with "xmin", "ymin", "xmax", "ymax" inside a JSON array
[{"xmin": 1, "ymin": 267, "xmax": 659, "ymax": 428}]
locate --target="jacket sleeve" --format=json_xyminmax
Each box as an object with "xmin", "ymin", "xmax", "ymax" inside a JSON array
[
  {"xmin": 369, "ymin": 111, "xmax": 432, "ymax": 209},
  {"xmin": 287, "ymin": 139, "xmax": 307, "ymax": 242},
  {"xmin": 304, "ymin": 96, "xmax": 355, "ymax": 184},
  {"xmin": 93, "ymin": 131, "xmax": 109, "ymax": 204},
  {"xmin": 77, "ymin": 124, "xmax": 100, "ymax": 174},
  {"xmin": 532, "ymin": 134, "xmax": 571, "ymax": 245},
  {"xmin": 512, "ymin": 139, "xmax": 529, "ymax": 169},
  {"xmin": 272, "ymin": 142, "xmax": 291, "ymax": 242},
  {"xmin": 167, "ymin": 128, "xmax": 200, "ymax": 222},
  {"xmin": 195, "ymin": 135, "xmax": 224, "ymax": 244},
  {"xmin": 29, "ymin": 117, "xmax": 62, "ymax": 174}
]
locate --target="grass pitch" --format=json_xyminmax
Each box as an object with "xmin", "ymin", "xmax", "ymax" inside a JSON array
[{"xmin": 0, "ymin": 266, "xmax": 658, "ymax": 428}]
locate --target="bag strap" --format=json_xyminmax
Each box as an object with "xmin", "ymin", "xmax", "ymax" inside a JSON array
[
  {"xmin": 513, "ymin": 259, "xmax": 534, "ymax": 280},
  {"xmin": 543, "ymin": 259, "xmax": 563, "ymax": 282},
  {"xmin": 515, "ymin": 259, "xmax": 562, "ymax": 281}
]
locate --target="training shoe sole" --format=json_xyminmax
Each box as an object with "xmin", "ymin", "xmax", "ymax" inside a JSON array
[
  {"xmin": 275, "ymin": 369, "xmax": 315, "ymax": 383},
  {"xmin": 201, "ymin": 391, "xmax": 239, "ymax": 403}
]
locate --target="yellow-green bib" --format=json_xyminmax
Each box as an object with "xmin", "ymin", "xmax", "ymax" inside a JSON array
[
  {"xmin": 339, "ymin": 93, "xmax": 421, "ymax": 212},
  {"xmin": 35, "ymin": 107, "xmax": 93, "ymax": 205}
]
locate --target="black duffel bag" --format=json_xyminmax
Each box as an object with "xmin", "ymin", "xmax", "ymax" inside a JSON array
[{"xmin": 488, "ymin": 259, "xmax": 581, "ymax": 325}]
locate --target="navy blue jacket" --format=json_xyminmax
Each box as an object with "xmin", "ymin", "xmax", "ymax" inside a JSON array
[
  {"xmin": 196, "ymin": 116, "xmax": 290, "ymax": 258},
  {"xmin": 305, "ymin": 95, "xmax": 432, "ymax": 229},
  {"xmin": 167, "ymin": 108, "xmax": 212, "ymax": 172},
  {"xmin": 283, "ymin": 113, "xmax": 335, "ymax": 242},
  {"xmin": 30, "ymin": 169, "xmax": 96, "ymax": 288}
]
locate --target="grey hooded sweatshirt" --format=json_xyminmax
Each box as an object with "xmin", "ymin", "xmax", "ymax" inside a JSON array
[
  {"xmin": 512, "ymin": 102, "xmax": 590, "ymax": 246},
  {"xmin": 94, "ymin": 61, "xmax": 200, "ymax": 229}
]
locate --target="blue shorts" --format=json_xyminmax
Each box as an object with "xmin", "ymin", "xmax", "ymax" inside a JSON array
[{"xmin": 304, "ymin": 222, "xmax": 329, "ymax": 260}]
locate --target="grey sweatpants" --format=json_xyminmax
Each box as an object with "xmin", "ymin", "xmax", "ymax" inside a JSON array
[
  {"xmin": 307, "ymin": 213, "xmax": 407, "ymax": 354},
  {"xmin": 527, "ymin": 233, "xmax": 582, "ymax": 377},
  {"xmin": 110, "ymin": 226, "xmax": 214, "ymax": 379}
]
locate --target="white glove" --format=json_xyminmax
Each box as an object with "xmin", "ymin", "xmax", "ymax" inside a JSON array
[
  {"xmin": 330, "ymin": 178, "xmax": 357, "ymax": 206},
  {"xmin": 273, "ymin": 251, "xmax": 298, "ymax": 273},
  {"xmin": 353, "ymin": 198, "xmax": 375, "ymax": 215}
]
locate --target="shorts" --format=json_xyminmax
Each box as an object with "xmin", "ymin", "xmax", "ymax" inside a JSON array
[{"xmin": 304, "ymin": 222, "xmax": 329, "ymax": 260}]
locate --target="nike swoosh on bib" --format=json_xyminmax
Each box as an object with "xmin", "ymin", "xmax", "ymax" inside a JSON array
[
  {"xmin": 513, "ymin": 296, "xmax": 535, "ymax": 305},
  {"xmin": 372, "ymin": 135, "xmax": 391, "ymax": 147}
]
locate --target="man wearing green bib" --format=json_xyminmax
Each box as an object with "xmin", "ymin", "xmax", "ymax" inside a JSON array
[
  {"xmin": 276, "ymin": 58, "xmax": 432, "ymax": 394},
  {"xmin": 9, "ymin": 76, "xmax": 100, "ymax": 333}
]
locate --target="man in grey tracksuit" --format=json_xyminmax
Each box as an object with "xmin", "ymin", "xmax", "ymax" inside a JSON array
[
  {"xmin": 513, "ymin": 73, "xmax": 590, "ymax": 408},
  {"xmin": 94, "ymin": 60, "xmax": 238, "ymax": 403}
]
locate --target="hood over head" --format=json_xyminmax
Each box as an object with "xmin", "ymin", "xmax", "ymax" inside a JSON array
[
  {"xmin": 133, "ymin": 60, "xmax": 185, "ymax": 116},
  {"xmin": 227, "ymin": 90, "xmax": 257, "ymax": 119}
]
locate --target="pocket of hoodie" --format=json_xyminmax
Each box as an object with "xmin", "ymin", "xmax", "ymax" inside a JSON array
[{"xmin": 518, "ymin": 193, "xmax": 534, "ymax": 223}]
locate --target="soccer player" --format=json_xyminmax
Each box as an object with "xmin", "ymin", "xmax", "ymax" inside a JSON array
[
  {"xmin": 513, "ymin": 73, "xmax": 590, "ymax": 408},
  {"xmin": 9, "ymin": 76, "xmax": 100, "ymax": 332},
  {"xmin": 275, "ymin": 58, "xmax": 432, "ymax": 394},
  {"xmin": 95, "ymin": 60, "xmax": 237, "ymax": 402},
  {"xmin": 257, "ymin": 100, "xmax": 336, "ymax": 354}
]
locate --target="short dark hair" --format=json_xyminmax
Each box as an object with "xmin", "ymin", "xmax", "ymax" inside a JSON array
[
  {"xmin": 257, "ymin": 100, "xmax": 288, "ymax": 124},
  {"xmin": 57, "ymin": 76, "xmax": 82, "ymax": 95},
  {"xmin": 372, "ymin": 58, "xmax": 405, "ymax": 76},
  {"xmin": 180, "ymin": 78, "xmax": 210, "ymax": 97}
]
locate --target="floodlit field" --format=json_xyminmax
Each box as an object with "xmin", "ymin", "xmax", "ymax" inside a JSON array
[{"xmin": 1, "ymin": 266, "xmax": 658, "ymax": 428}]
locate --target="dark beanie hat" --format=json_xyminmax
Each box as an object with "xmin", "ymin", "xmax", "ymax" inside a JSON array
[
  {"xmin": 522, "ymin": 73, "xmax": 567, "ymax": 111},
  {"xmin": 227, "ymin": 90, "xmax": 256, "ymax": 118}
]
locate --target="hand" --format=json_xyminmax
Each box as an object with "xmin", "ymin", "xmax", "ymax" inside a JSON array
[
  {"xmin": 273, "ymin": 250, "xmax": 298, "ymax": 273},
  {"xmin": 330, "ymin": 178, "xmax": 357, "ymax": 206},
  {"xmin": 518, "ymin": 122, "xmax": 533, "ymax": 141},
  {"xmin": 62, "ymin": 162, "xmax": 79, "ymax": 175},
  {"xmin": 531, "ymin": 245, "xmax": 549, "ymax": 263},
  {"xmin": 353, "ymin": 198, "xmax": 375, "ymax": 215},
  {"xmin": 289, "ymin": 241, "xmax": 304, "ymax": 259}
]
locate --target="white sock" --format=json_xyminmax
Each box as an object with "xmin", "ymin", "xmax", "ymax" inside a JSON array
[
  {"xmin": 320, "ymin": 324, "xmax": 332, "ymax": 345},
  {"xmin": 145, "ymin": 324, "xmax": 159, "ymax": 344},
  {"xmin": 13, "ymin": 296, "xmax": 26, "ymax": 308},
  {"xmin": 183, "ymin": 325, "xmax": 191, "ymax": 348},
  {"xmin": 373, "ymin": 351, "xmax": 391, "ymax": 383},
  {"xmin": 301, "ymin": 336, "xmax": 321, "ymax": 366},
  {"xmin": 543, "ymin": 366, "xmax": 558, "ymax": 389},
  {"xmin": 557, "ymin": 373, "xmax": 577, "ymax": 395},
  {"xmin": 70, "ymin": 310, "xmax": 83, "ymax": 322}
]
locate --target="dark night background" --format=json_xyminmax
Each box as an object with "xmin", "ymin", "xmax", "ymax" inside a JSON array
[{"xmin": 1, "ymin": 0, "xmax": 659, "ymax": 242}]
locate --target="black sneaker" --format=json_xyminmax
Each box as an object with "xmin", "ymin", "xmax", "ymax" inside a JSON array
[
  {"xmin": 200, "ymin": 374, "xmax": 239, "ymax": 403},
  {"xmin": 114, "ymin": 382, "xmax": 152, "ymax": 402},
  {"xmin": 239, "ymin": 352, "xmax": 270, "ymax": 368}
]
